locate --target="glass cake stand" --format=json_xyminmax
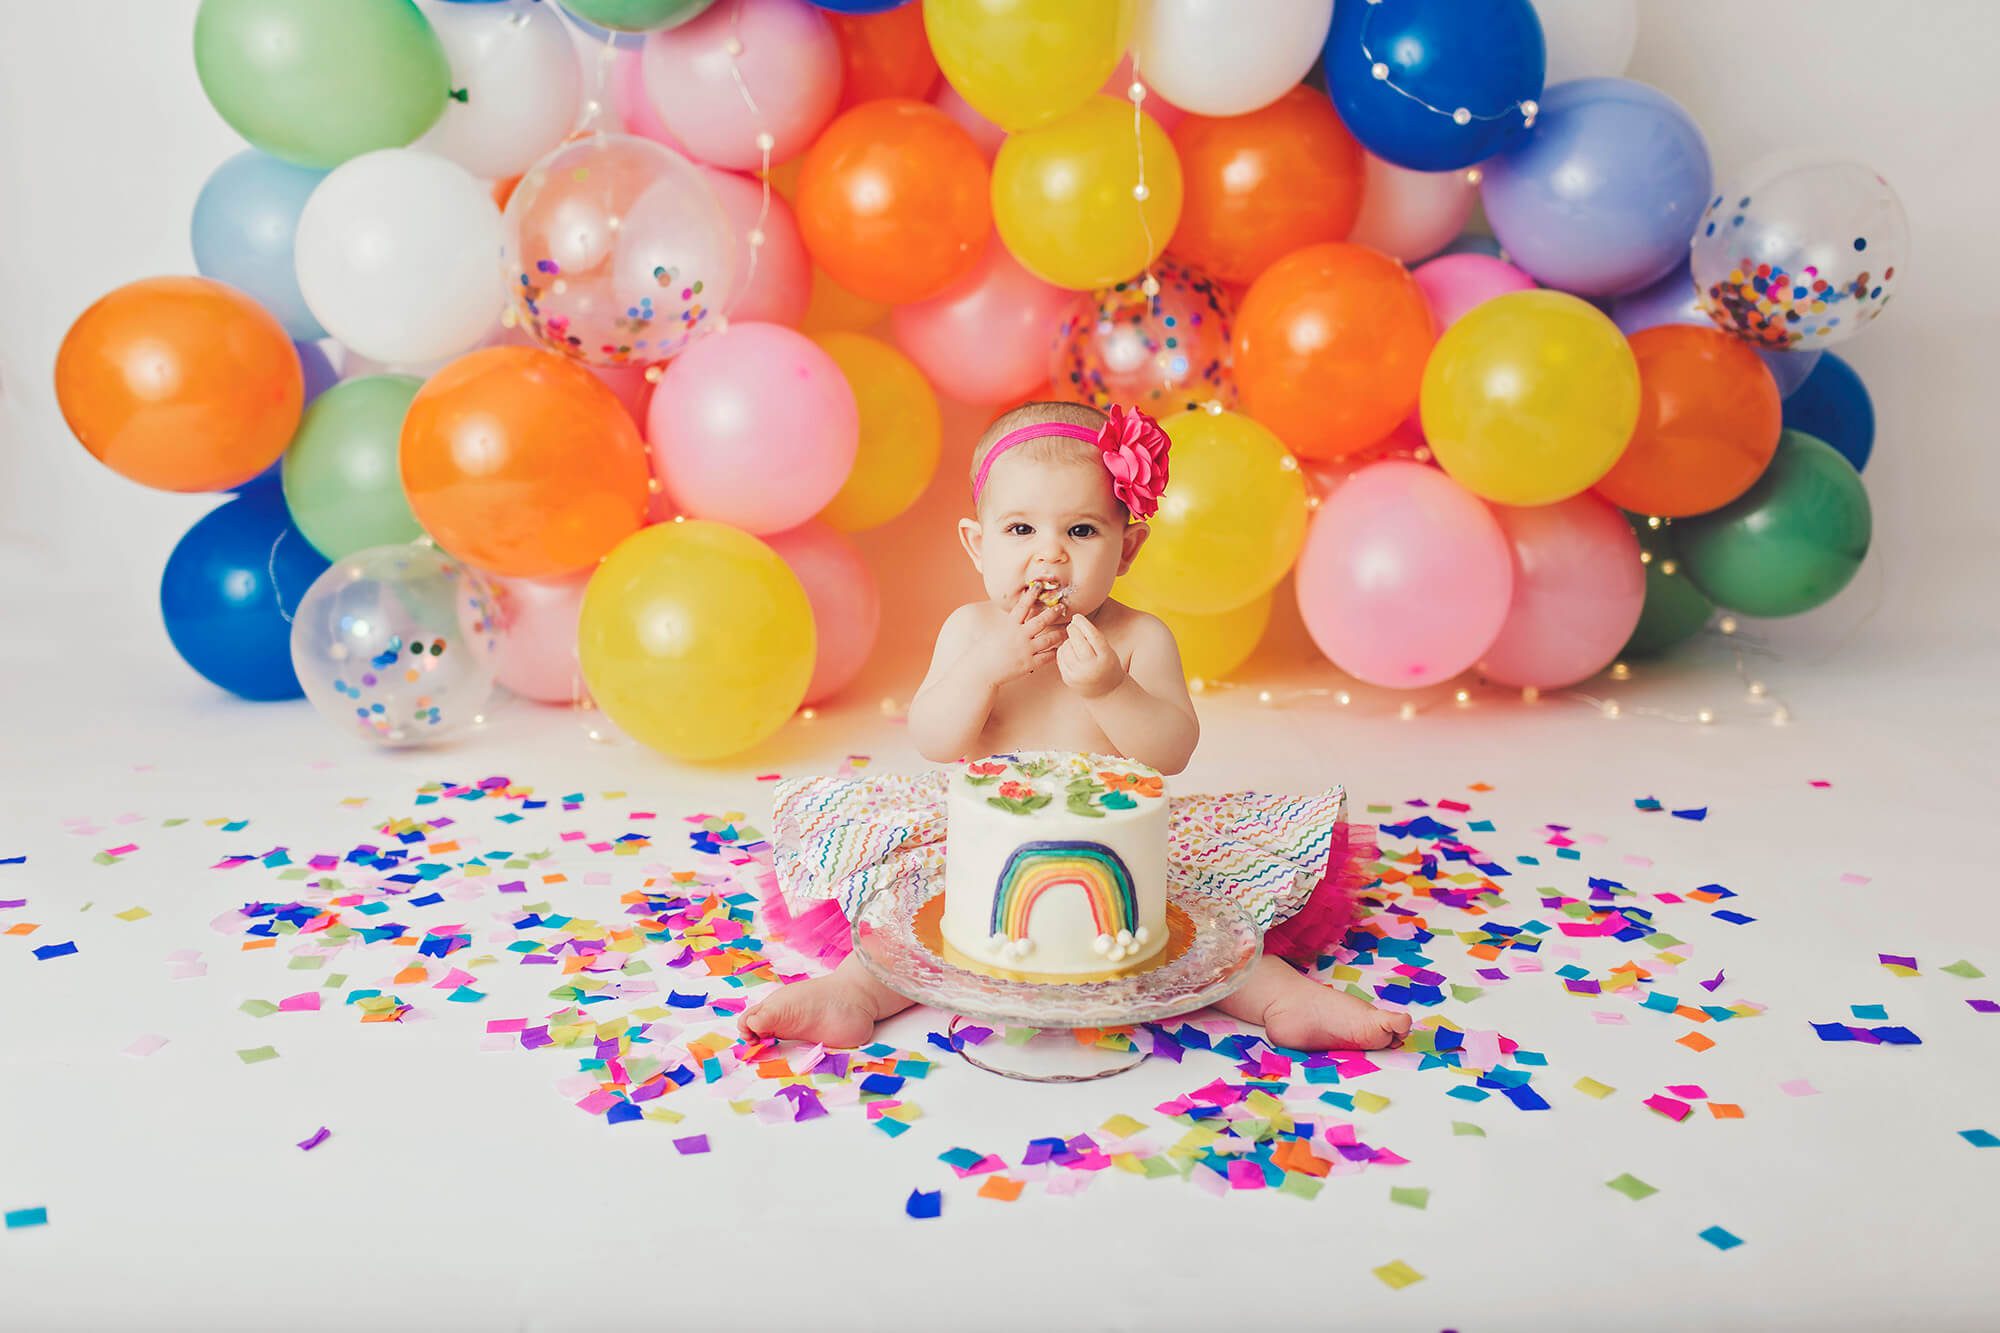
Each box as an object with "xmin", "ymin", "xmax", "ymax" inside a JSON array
[{"xmin": 851, "ymin": 865, "xmax": 1260, "ymax": 1082}]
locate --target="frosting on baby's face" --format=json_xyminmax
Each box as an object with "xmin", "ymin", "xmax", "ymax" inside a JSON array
[{"xmin": 960, "ymin": 451, "xmax": 1147, "ymax": 618}]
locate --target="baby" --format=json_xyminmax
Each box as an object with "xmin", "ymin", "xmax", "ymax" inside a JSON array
[{"xmin": 740, "ymin": 400, "xmax": 1411, "ymax": 1053}]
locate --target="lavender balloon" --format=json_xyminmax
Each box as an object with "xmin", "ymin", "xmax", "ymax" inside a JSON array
[
  {"xmin": 1481, "ymin": 78, "xmax": 1711, "ymax": 297},
  {"xmin": 1611, "ymin": 260, "xmax": 1822, "ymax": 398}
]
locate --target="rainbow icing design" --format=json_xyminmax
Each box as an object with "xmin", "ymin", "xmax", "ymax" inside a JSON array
[{"xmin": 988, "ymin": 840, "xmax": 1149, "ymax": 963}]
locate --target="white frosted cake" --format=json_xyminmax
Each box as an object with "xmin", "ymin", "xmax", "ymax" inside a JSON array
[{"xmin": 941, "ymin": 752, "xmax": 1171, "ymax": 978}]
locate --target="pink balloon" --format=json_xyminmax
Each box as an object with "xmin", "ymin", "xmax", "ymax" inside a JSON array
[
  {"xmin": 931, "ymin": 81, "xmax": 1006, "ymax": 162},
  {"xmin": 764, "ymin": 520, "xmax": 881, "ymax": 704},
  {"xmin": 1302, "ymin": 420, "xmax": 1430, "ymax": 499},
  {"xmin": 890, "ymin": 239, "xmax": 1074, "ymax": 404},
  {"xmin": 647, "ymin": 321, "xmax": 858, "ymax": 533},
  {"xmin": 702, "ymin": 168, "xmax": 811, "ymax": 326},
  {"xmin": 1347, "ymin": 153, "xmax": 1477, "ymax": 262},
  {"xmin": 1411, "ymin": 253, "xmax": 1537, "ymax": 330},
  {"xmin": 490, "ymin": 574, "xmax": 590, "ymax": 704},
  {"xmin": 1295, "ymin": 461, "xmax": 1513, "ymax": 688},
  {"xmin": 1478, "ymin": 494, "xmax": 1645, "ymax": 689},
  {"xmin": 1101, "ymin": 55, "xmax": 1187, "ymax": 136},
  {"xmin": 640, "ymin": 0, "xmax": 841, "ymax": 171},
  {"xmin": 614, "ymin": 47, "xmax": 688, "ymax": 152}
]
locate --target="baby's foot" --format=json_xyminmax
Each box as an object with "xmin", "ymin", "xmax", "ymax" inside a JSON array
[
  {"xmin": 738, "ymin": 973, "xmax": 882, "ymax": 1049},
  {"xmin": 1263, "ymin": 984, "xmax": 1412, "ymax": 1053}
]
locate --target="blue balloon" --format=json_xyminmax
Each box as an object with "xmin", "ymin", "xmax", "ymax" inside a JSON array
[
  {"xmin": 807, "ymin": 0, "xmax": 911, "ymax": 10},
  {"xmin": 1326, "ymin": 0, "xmax": 1543, "ymax": 171},
  {"xmin": 191, "ymin": 151, "xmax": 328, "ymax": 342},
  {"xmin": 1610, "ymin": 259, "xmax": 1823, "ymax": 398},
  {"xmin": 1437, "ymin": 233, "xmax": 1507, "ymax": 260},
  {"xmin": 160, "ymin": 488, "xmax": 329, "ymax": 701},
  {"xmin": 1782, "ymin": 353, "xmax": 1874, "ymax": 472},
  {"xmin": 1481, "ymin": 78, "xmax": 1711, "ymax": 298}
]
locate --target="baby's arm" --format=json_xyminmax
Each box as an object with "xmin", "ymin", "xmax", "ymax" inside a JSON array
[
  {"xmin": 907, "ymin": 595, "xmax": 1065, "ymax": 762},
  {"xmin": 1068, "ymin": 612, "xmax": 1200, "ymax": 774}
]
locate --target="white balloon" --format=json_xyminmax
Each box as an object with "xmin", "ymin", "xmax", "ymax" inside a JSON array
[
  {"xmin": 295, "ymin": 149, "xmax": 504, "ymax": 366},
  {"xmin": 1531, "ymin": 0, "xmax": 1639, "ymax": 85},
  {"xmin": 417, "ymin": 0, "xmax": 583, "ymax": 180},
  {"xmin": 1130, "ymin": 0, "xmax": 1332, "ymax": 117},
  {"xmin": 1347, "ymin": 153, "xmax": 1476, "ymax": 262}
]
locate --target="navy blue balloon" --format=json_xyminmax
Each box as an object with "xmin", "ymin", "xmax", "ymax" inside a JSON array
[
  {"xmin": 807, "ymin": 0, "xmax": 911, "ymax": 11},
  {"xmin": 1782, "ymin": 353, "xmax": 1874, "ymax": 472},
  {"xmin": 160, "ymin": 488, "xmax": 330, "ymax": 701},
  {"xmin": 1326, "ymin": 0, "xmax": 1544, "ymax": 171}
]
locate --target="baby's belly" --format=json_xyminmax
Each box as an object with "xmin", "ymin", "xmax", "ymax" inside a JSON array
[{"xmin": 979, "ymin": 674, "xmax": 1116, "ymax": 757}]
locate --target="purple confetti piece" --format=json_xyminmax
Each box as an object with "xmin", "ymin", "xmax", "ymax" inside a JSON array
[{"xmin": 297, "ymin": 1126, "xmax": 330, "ymax": 1152}]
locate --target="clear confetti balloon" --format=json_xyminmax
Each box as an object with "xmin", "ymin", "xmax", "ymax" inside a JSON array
[
  {"xmin": 1691, "ymin": 155, "xmax": 1908, "ymax": 350},
  {"xmin": 1051, "ymin": 260, "xmax": 1236, "ymax": 414},
  {"xmin": 290, "ymin": 544, "xmax": 499, "ymax": 747}
]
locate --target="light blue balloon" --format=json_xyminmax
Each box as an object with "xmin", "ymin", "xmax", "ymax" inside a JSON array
[
  {"xmin": 190, "ymin": 150, "xmax": 328, "ymax": 341},
  {"xmin": 1481, "ymin": 78, "xmax": 1711, "ymax": 298},
  {"xmin": 1610, "ymin": 259, "xmax": 1822, "ymax": 398}
]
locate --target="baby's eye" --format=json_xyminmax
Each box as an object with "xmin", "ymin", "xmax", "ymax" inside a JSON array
[
  {"xmin": 1067, "ymin": 524, "xmax": 1098, "ymax": 539},
  {"xmin": 1006, "ymin": 522, "xmax": 1034, "ymax": 536}
]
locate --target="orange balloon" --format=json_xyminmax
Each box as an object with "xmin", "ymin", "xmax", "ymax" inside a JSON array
[
  {"xmin": 796, "ymin": 99, "xmax": 990, "ymax": 304},
  {"xmin": 401, "ymin": 346, "xmax": 650, "ymax": 578},
  {"xmin": 1593, "ymin": 325, "xmax": 1782, "ymax": 518},
  {"xmin": 1168, "ymin": 88, "xmax": 1365, "ymax": 286},
  {"xmin": 829, "ymin": 6, "xmax": 939, "ymax": 111},
  {"xmin": 55, "ymin": 276, "xmax": 303, "ymax": 492},
  {"xmin": 1234, "ymin": 242, "xmax": 1435, "ymax": 461}
]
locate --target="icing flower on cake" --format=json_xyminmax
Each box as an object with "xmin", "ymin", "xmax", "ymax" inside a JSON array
[
  {"xmin": 1099, "ymin": 769, "xmax": 1165, "ymax": 798},
  {"xmin": 1097, "ymin": 404, "xmax": 1172, "ymax": 520},
  {"xmin": 998, "ymin": 780, "xmax": 1036, "ymax": 800},
  {"xmin": 967, "ymin": 761, "xmax": 1007, "ymax": 777}
]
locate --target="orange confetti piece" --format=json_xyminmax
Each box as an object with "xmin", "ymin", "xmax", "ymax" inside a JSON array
[
  {"xmin": 978, "ymin": 1175, "xmax": 1024, "ymax": 1201},
  {"xmin": 1707, "ymin": 1102, "xmax": 1744, "ymax": 1119},
  {"xmin": 1677, "ymin": 1031, "xmax": 1716, "ymax": 1052}
]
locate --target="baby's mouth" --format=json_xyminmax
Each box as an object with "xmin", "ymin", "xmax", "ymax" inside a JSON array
[{"xmin": 1027, "ymin": 578, "xmax": 1071, "ymax": 609}]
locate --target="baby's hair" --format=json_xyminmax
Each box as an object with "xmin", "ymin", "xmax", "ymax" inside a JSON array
[{"xmin": 969, "ymin": 400, "xmax": 1111, "ymax": 512}]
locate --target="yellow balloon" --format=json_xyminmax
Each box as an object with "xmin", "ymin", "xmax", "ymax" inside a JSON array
[
  {"xmin": 578, "ymin": 521, "xmax": 815, "ymax": 761},
  {"xmin": 923, "ymin": 0, "xmax": 1131, "ymax": 132},
  {"xmin": 1419, "ymin": 289, "xmax": 1641, "ymax": 506},
  {"xmin": 992, "ymin": 95, "xmax": 1182, "ymax": 290},
  {"xmin": 812, "ymin": 332, "xmax": 942, "ymax": 532},
  {"xmin": 1118, "ymin": 410, "xmax": 1307, "ymax": 616},
  {"xmin": 799, "ymin": 266, "xmax": 889, "ymax": 334},
  {"xmin": 1118, "ymin": 581, "xmax": 1272, "ymax": 682}
]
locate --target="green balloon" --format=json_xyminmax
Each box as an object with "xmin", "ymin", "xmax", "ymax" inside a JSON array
[
  {"xmin": 194, "ymin": 0, "xmax": 450, "ymax": 169},
  {"xmin": 281, "ymin": 376, "xmax": 426, "ymax": 560},
  {"xmin": 1675, "ymin": 430, "xmax": 1871, "ymax": 618},
  {"xmin": 560, "ymin": 0, "xmax": 719, "ymax": 34},
  {"xmin": 1620, "ymin": 513, "xmax": 1713, "ymax": 657}
]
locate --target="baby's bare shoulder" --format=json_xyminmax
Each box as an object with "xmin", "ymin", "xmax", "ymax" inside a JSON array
[
  {"xmin": 937, "ymin": 600, "xmax": 999, "ymax": 643},
  {"xmin": 1095, "ymin": 599, "xmax": 1171, "ymax": 647}
]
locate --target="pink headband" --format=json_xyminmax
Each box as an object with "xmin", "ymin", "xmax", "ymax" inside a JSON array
[{"xmin": 971, "ymin": 404, "xmax": 1172, "ymax": 520}]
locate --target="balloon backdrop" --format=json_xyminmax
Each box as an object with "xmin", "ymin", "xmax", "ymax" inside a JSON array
[
  {"xmin": 1531, "ymin": 0, "xmax": 1638, "ymax": 84},
  {"xmin": 1325, "ymin": 0, "xmax": 1545, "ymax": 171},
  {"xmin": 1118, "ymin": 410, "xmax": 1306, "ymax": 616},
  {"xmin": 290, "ymin": 544, "xmax": 500, "ymax": 746},
  {"xmin": 1608, "ymin": 258, "xmax": 1824, "ymax": 399},
  {"xmin": 1592, "ymin": 325, "xmax": 1781, "ymax": 518},
  {"xmin": 1674, "ymin": 430, "xmax": 1872, "ymax": 618},
  {"xmin": 1235, "ymin": 242, "xmax": 1435, "ymax": 460},
  {"xmin": 812, "ymin": 332, "xmax": 942, "ymax": 531},
  {"xmin": 1118, "ymin": 583, "xmax": 1272, "ymax": 683},
  {"xmin": 922, "ymin": 0, "xmax": 1130, "ymax": 132},
  {"xmin": 1481, "ymin": 78, "xmax": 1712, "ymax": 297},
  {"xmin": 1421, "ymin": 289, "xmax": 1639, "ymax": 505},
  {"xmin": 1345, "ymin": 153, "xmax": 1477, "ymax": 262},
  {"xmin": 1295, "ymin": 460, "xmax": 1514, "ymax": 688},
  {"xmin": 889, "ymin": 239, "xmax": 1073, "ymax": 403},
  {"xmin": 991, "ymin": 95, "xmax": 1183, "ymax": 290},
  {"xmin": 295, "ymin": 148, "xmax": 504, "ymax": 365},
  {"xmin": 190, "ymin": 151, "xmax": 327, "ymax": 341},
  {"xmin": 193, "ymin": 0, "xmax": 449, "ymax": 169},
  {"xmin": 800, "ymin": 266, "xmax": 893, "ymax": 333},
  {"xmin": 161, "ymin": 487, "xmax": 330, "ymax": 701},
  {"xmin": 1411, "ymin": 252, "xmax": 1537, "ymax": 331},
  {"xmin": 401, "ymin": 346, "xmax": 652, "ymax": 576},
  {"xmin": 931, "ymin": 78, "xmax": 1008, "ymax": 160},
  {"xmin": 1622, "ymin": 514, "xmax": 1713, "ymax": 658},
  {"xmin": 829, "ymin": 2, "xmax": 940, "ymax": 109},
  {"xmin": 1691, "ymin": 155, "xmax": 1909, "ymax": 350},
  {"xmin": 566, "ymin": 0, "xmax": 718, "ymax": 32},
  {"xmin": 1477, "ymin": 493, "xmax": 1645, "ymax": 688},
  {"xmin": 647, "ymin": 323, "xmax": 859, "ymax": 533},
  {"xmin": 1167, "ymin": 87, "xmax": 1364, "ymax": 285},
  {"xmin": 1782, "ymin": 353, "xmax": 1874, "ymax": 472},
  {"xmin": 765, "ymin": 520, "xmax": 882, "ymax": 703},
  {"xmin": 281, "ymin": 375, "xmax": 426, "ymax": 560},
  {"xmin": 56, "ymin": 276, "xmax": 303, "ymax": 493},
  {"xmin": 501, "ymin": 135, "xmax": 736, "ymax": 366},
  {"xmin": 489, "ymin": 573, "xmax": 590, "ymax": 704},
  {"xmin": 703, "ymin": 168, "xmax": 813, "ymax": 325},
  {"xmin": 796, "ymin": 99, "xmax": 990, "ymax": 303},
  {"xmin": 1052, "ymin": 260, "xmax": 1235, "ymax": 414},
  {"xmin": 640, "ymin": 0, "xmax": 841, "ymax": 169},
  {"xmin": 578, "ymin": 520, "xmax": 816, "ymax": 760},
  {"xmin": 418, "ymin": 0, "xmax": 581, "ymax": 178},
  {"xmin": 1130, "ymin": 0, "xmax": 1331, "ymax": 117}
]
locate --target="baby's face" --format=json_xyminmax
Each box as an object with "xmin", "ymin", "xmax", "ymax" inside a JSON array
[{"xmin": 960, "ymin": 453, "xmax": 1146, "ymax": 616}]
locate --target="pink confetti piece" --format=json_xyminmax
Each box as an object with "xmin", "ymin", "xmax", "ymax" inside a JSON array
[
  {"xmin": 1780, "ymin": 1079, "xmax": 1820, "ymax": 1097},
  {"xmin": 1644, "ymin": 1095, "xmax": 1693, "ymax": 1122},
  {"xmin": 1623, "ymin": 854, "xmax": 1654, "ymax": 868},
  {"xmin": 123, "ymin": 1035, "xmax": 169, "ymax": 1058},
  {"xmin": 1666, "ymin": 1084, "xmax": 1707, "ymax": 1099},
  {"xmin": 1809, "ymin": 780, "xmax": 1831, "ymax": 788},
  {"xmin": 297, "ymin": 1126, "xmax": 330, "ymax": 1151},
  {"xmin": 277, "ymin": 993, "xmax": 321, "ymax": 1013},
  {"xmin": 1839, "ymin": 873, "xmax": 1871, "ymax": 886}
]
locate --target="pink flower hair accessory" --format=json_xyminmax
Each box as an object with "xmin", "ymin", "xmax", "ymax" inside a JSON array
[{"xmin": 970, "ymin": 403, "xmax": 1173, "ymax": 521}]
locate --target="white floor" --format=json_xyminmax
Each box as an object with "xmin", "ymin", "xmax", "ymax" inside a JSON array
[{"xmin": 4, "ymin": 589, "xmax": 1996, "ymax": 1333}]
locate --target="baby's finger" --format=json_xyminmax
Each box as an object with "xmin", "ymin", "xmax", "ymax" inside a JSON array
[
  {"xmin": 1010, "ymin": 586, "xmax": 1038, "ymax": 623},
  {"xmin": 1026, "ymin": 604, "xmax": 1063, "ymax": 633},
  {"xmin": 1070, "ymin": 612, "xmax": 1105, "ymax": 650},
  {"xmin": 1031, "ymin": 627, "xmax": 1068, "ymax": 653}
]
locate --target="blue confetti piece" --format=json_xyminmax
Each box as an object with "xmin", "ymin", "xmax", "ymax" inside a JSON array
[
  {"xmin": 1502, "ymin": 1084, "xmax": 1551, "ymax": 1111},
  {"xmin": 1700, "ymin": 1225, "xmax": 1743, "ymax": 1251},
  {"xmin": 605, "ymin": 1100, "xmax": 642, "ymax": 1125},
  {"xmin": 31, "ymin": 941, "xmax": 78, "ymax": 961},
  {"xmin": 666, "ymin": 991, "xmax": 707, "ymax": 1008},
  {"xmin": 905, "ymin": 1188, "xmax": 941, "ymax": 1218},
  {"xmin": 1851, "ymin": 1004, "xmax": 1888, "ymax": 1020},
  {"xmin": 1812, "ymin": 1021, "xmax": 1856, "ymax": 1041},
  {"xmin": 1712, "ymin": 910, "xmax": 1756, "ymax": 925},
  {"xmin": 860, "ymin": 1074, "xmax": 905, "ymax": 1096},
  {"xmin": 4, "ymin": 1206, "xmax": 49, "ymax": 1229},
  {"xmin": 1961, "ymin": 1129, "xmax": 1999, "ymax": 1148},
  {"xmin": 1672, "ymin": 807, "xmax": 1708, "ymax": 821}
]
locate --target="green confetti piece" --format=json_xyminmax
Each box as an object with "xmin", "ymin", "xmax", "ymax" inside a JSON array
[
  {"xmin": 1450, "ymin": 984, "xmax": 1485, "ymax": 1002},
  {"xmin": 288, "ymin": 955, "xmax": 327, "ymax": 970},
  {"xmin": 1003, "ymin": 1027, "xmax": 1037, "ymax": 1046},
  {"xmin": 1451, "ymin": 1120, "xmax": 1486, "ymax": 1137},
  {"xmin": 1390, "ymin": 1186, "xmax": 1430, "ymax": 1209},
  {"xmin": 1607, "ymin": 1173, "xmax": 1658, "ymax": 1201},
  {"xmin": 1574, "ymin": 1076, "xmax": 1616, "ymax": 1100},
  {"xmin": 1279, "ymin": 1172, "xmax": 1323, "ymax": 1200},
  {"xmin": 91, "ymin": 853, "xmax": 116, "ymax": 866},
  {"xmin": 1942, "ymin": 960, "xmax": 1986, "ymax": 979},
  {"xmin": 236, "ymin": 1045, "xmax": 279, "ymax": 1065},
  {"xmin": 1372, "ymin": 1259, "xmax": 1424, "ymax": 1290},
  {"xmin": 1366, "ymin": 804, "xmax": 1394, "ymax": 814},
  {"xmin": 239, "ymin": 999, "xmax": 279, "ymax": 1018},
  {"xmin": 162, "ymin": 818, "xmax": 188, "ymax": 828}
]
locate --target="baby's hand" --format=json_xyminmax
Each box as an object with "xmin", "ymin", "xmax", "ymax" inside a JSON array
[
  {"xmin": 970, "ymin": 587, "xmax": 1067, "ymax": 687},
  {"xmin": 1056, "ymin": 613, "xmax": 1128, "ymax": 699}
]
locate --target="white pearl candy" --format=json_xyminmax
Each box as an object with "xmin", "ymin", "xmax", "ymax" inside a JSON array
[
  {"xmin": 1134, "ymin": 926, "xmax": 1151, "ymax": 945},
  {"xmin": 1115, "ymin": 930, "xmax": 1134, "ymax": 947},
  {"xmin": 1093, "ymin": 934, "xmax": 1114, "ymax": 956}
]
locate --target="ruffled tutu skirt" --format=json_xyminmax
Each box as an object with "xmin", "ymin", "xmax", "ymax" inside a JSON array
[{"xmin": 756, "ymin": 771, "xmax": 1375, "ymax": 970}]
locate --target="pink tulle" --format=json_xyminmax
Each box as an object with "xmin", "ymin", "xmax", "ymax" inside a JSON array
[
  {"xmin": 759, "ymin": 881, "xmax": 854, "ymax": 965},
  {"xmin": 1261, "ymin": 821, "xmax": 1376, "ymax": 967}
]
